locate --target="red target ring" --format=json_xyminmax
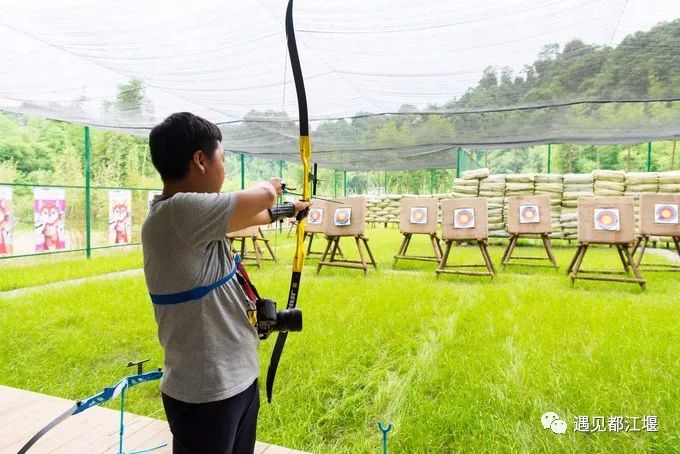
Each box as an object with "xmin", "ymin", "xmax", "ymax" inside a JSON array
[
  {"xmin": 409, "ymin": 207, "xmax": 427, "ymax": 224},
  {"xmin": 655, "ymin": 204, "xmax": 678, "ymax": 224},
  {"xmin": 519, "ymin": 205, "xmax": 539, "ymax": 224},
  {"xmin": 334, "ymin": 208, "xmax": 351, "ymax": 226},
  {"xmin": 454, "ymin": 208, "xmax": 475, "ymax": 228},
  {"xmin": 308, "ymin": 207, "xmax": 323, "ymax": 225},
  {"xmin": 594, "ymin": 208, "xmax": 620, "ymax": 231}
]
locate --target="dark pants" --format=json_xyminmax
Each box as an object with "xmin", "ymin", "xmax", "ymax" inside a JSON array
[{"xmin": 162, "ymin": 379, "xmax": 260, "ymax": 454}]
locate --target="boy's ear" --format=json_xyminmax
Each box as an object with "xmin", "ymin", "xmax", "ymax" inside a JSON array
[{"xmin": 192, "ymin": 150, "xmax": 207, "ymax": 174}]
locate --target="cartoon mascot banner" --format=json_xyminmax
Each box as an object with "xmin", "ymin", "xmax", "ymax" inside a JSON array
[
  {"xmin": 109, "ymin": 189, "xmax": 132, "ymax": 245},
  {"xmin": 0, "ymin": 186, "xmax": 13, "ymax": 256},
  {"xmin": 34, "ymin": 188, "xmax": 66, "ymax": 252}
]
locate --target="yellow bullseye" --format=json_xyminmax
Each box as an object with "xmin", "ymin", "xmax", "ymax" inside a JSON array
[{"xmin": 660, "ymin": 208, "xmax": 673, "ymax": 219}]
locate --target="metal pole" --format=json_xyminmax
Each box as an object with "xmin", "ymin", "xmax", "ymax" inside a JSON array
[
  {"xmin": 84, "ymin": 126, "xmax": 91, "ymax": 259},
  {"xmin": 647, "ymin": 142, "xmax": 652, "ymax": 172},
  {"xmin": 240, "ymin": 154, "xmax": 245, "ymax": 190},
  {"xmin": 547, "ymin": 144, "xmax": 552, "ymax": 174},
  {"xmin": 343, "ymin": 171, "xmax": 347, "ymax": 196},
  {"xmin": 384, "ymin": 170, "xmax": 388, "ymax": 194},
  {"xmin": 456, "ymin": 147, "xmax": 462, "ymax": 178}
]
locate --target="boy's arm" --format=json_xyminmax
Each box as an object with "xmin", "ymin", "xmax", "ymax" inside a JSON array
[{"xmin": 226, "ymin": 180, "xmax": 280, "ymax": 233}]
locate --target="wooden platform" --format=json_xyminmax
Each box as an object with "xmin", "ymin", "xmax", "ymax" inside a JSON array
[{"xmin": 0, "ymin": 385, "xmax": 307, "ymax": 454}]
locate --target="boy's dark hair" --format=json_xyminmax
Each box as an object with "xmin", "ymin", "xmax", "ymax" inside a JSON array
[{"xmin": 149, "ymin": 112, "xmax": 223, "ymax": 181}]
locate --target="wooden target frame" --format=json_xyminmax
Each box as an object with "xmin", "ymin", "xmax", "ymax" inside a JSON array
[
  {"xmin": 394, "ymin": 198, "xmax": 443, "ymax": 266},
  {"xmin": 631, "ymin": 193, "xmax": 680, "ymax": 271},
  {"xmin": 317, "ymin": 197, "xmax": 377, "ymax": 275},
  {"xmin": 300, "ymin": 200, "xmax": 344, "ymax": 258},
  {"xmin": 324, "ymin": 197, "xmax": 365, "ymax": 237},
  {"xmin": 441, "ymin": 198, "xmax": 488, "ymax": 241},
  {"xmin": 567, "ymin": 196, "xmax": 645, "ymax": 289},
  {"xmin": 502, "ymin": 195, "xmax": 557, "ymax": 268},
  {"xmin": 436, "ymin": 198, "xmax": 495, "ymax": 278},
  {"xmin": 227, "ymin": 226, "xmax": 277, "ymax": 268},
  {"xmin": 507, "ymin": 195, "xmax": 552, "ymax": 234}
]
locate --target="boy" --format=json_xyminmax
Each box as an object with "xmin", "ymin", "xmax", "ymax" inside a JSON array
[{"xmin": 142, "ymin": 112, "xmax": 310, "ymax": 453}]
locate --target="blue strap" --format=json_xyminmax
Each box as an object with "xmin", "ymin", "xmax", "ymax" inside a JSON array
[{"xmin": 150, "ymin": 255, "xmax": 242, "ymax": 305}]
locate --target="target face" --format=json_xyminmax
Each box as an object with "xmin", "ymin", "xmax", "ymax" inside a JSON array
[
  {"xmin": 453, "ymin": 208, "xmax": 475, "ymax": 228},
  {"xmin": 594, "ymin": 208, "xmax": 620, "ymax": 231},
  {"xmin": 519, "ymin": 204, "xmax": 540, "ymax": 224},
  {"xmin": 334, "ymin": 207, "xmax": 352, "ymax": 226},
  {"xmin": 409, "ymin": 206, "xmax": 428, "ymax": 224},
  {"xmin": 655, "ymin": 203, "xmax": 679, "ymax": 224},
  {"xmin": 307, "ymin": 207, "xmax": 324, "ymax": 225}
]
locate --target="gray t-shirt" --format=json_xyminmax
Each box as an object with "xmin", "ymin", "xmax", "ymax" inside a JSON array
[{"xmin": 142, "ymin": 192, "xmax": 259, "ymax": 403}]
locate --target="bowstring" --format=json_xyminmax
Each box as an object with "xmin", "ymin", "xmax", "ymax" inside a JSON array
[{"xmin": 275, "ymin": 31, "xmax": 290, "ymax": 260}]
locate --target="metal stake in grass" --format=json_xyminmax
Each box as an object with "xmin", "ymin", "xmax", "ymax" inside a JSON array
[{"xmin": 377, "ymin": 421, "xmax": 393, "ymax": 454}]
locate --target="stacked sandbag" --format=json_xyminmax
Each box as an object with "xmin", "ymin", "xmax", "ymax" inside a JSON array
[
  {"xmin": 658, "ymin": 171, "xmax": 680, "ymax": 193},
  {"xmin": 366, "ymin": 195, "xmax": 387, "ymax": 223},
  {"xmin": 366, "ymin": 194, "xmax": 403, "ymax": 224},
  {"xmin": 479, "ymin": 174, "xmax": 506, "ymax": 237},
  {"xmin": 451, "ymin": 178, "xmax": 480, "ymax": 198},
  {"xmin": 625, "ymin": 172, "xmax": 659, "ymax": 234},
  {"xmin": 505, "ymin": 174, "xmax": 535, "ymax": 197},
  {"xmin": 625, "ymin": 172, "xmax": 659, "ymax": 195},
  {"xmin": 561, "ymin": 173, "xmax": 594, "ymax": 239},
  {"xmin": 461, "ymin": 168, "xmax": 490, "ymax": 180},
  {"xmin": 385, "ymin": 194, "xmax": 404, "ymax": 223},
  {"xmin": 593, "ymin": 170, "xmax": 626, "ymax": 196},
  {"xmin": 534, "ymin": 174, "xmax": 564, "ymax": 238}
]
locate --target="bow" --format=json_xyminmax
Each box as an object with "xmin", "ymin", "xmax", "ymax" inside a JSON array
[
  {"xmin": 18, "ymin": 370, "xmax": 163, "ymax": 453},
  {"xmin": 265, "ymin": 0, "xmax": 311, "ymax": 403}
]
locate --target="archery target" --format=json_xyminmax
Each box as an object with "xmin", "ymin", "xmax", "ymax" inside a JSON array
[
  {"xmin": 334, "ymin": 207, "xmax": 352, "ymax": 226},
  {"xmin": 409, "ymin": 206, "xmax": 428, "ymax": 224},
  {"xmin": 594, "ymin": 208, "xmax": 620, "ymax": 231},
  {"xmin": 519, "ymin": 204, "xmax": 540, "ymax": 224},
  {"xmin": 453, "ymin": 208, "xmax": 475, "ymax": 228},
  {"xmin": 308, "ymin": 207, "xmax": 324, "ymax": 225},
  {"xmin": 655, "ymin": 203, "xmax": 678, "ymax": 224}
]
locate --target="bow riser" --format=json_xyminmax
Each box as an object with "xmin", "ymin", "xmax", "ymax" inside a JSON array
[{"xmin": 266, "ymin": 0, "xmax": 310, "ymax": 403}]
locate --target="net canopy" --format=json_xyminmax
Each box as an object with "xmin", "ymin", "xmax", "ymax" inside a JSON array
[{"xmin": 1, "ymin": 0, "xmax": 680, "ymax": 170}]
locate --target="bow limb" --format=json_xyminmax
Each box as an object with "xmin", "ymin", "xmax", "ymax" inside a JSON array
[
  {"xmin": 266, "ymin": 0, "xmax": 310, "ymax": 403},
  {"xmin": 17, "ymin": 371, "xmax": 163, "ymax": 453}
]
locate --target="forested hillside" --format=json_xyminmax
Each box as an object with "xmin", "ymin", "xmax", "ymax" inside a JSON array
[{"xmin": 1, "ymin": 19, "xmax": 678, "ymax": 195}]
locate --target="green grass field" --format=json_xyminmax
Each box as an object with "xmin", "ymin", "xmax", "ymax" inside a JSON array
[
  {"xmin": 1, "ymin": 228, "xmax": 679, "ymax": 453},
  {"xmin": 0, "ymin": 248, "xmax": 143, "ymax": 291}
]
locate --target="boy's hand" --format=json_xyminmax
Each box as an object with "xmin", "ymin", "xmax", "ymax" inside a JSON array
[
  {"xmin": 268, "ymin": 178, "xmax": 283, "ymax": 197},
  {"xmin": 293, "ymin": 200, "xmax": 313, "ymax": 221},
  {"xmin": 253, "ymin": 178, "xmax": 282, "ymax": 199}
]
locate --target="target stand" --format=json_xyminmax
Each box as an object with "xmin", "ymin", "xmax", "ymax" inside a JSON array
[
  {"xmin": 566, "ymin": 197, "xmax": 645, "ymax": 289},
  {"xmin": 303, "ymin": 201, "xmax": 344, "ymax": 259},
  {"xmin": 317, "ymin": 197, "xmax": 377, "ymax": 275},
  {"xmin": 631, "ymin": 193, "xmax": 680, "ymax": 271},
  {"xmin": 227, "ymin": 226, "xmax": 277, "ymax": 268},
  {"xmin": 393, "ymin": 198, "xmax": 443, "ymax": 267},
  {"xmin": 435, "ymin": 198, "xmax": 495, "ymax": 278},
  {"xmin": 501, "ymin": 195, "xmax": 558, "ymax": 268}
]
